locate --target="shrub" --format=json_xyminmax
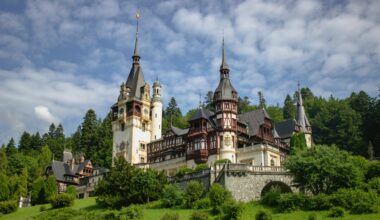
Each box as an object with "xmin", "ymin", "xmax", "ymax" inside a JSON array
[
  {"xmin": 184, "ymin": 181, "xmax": 204, "ymax": 208},
  {"xmin": 160, "ymin": 212, "xmax": 179, "ymax": 220},
  {"xmin": 330, "ymin": 188, "xmax": 378, "ymax": 214},
  {"xmin": 123, "ymin": 205, "xmax": 143, "ymax": 220},
  {"xmin": 215, "ymin": 159, "xmax": 231, "ymax": 164},
  {"xmin": 39, "ymin": 205, "xmax": 47, "ymax": 212},
  {"xmin": 176, "ymin": 167, "xmax": 194, "ymax": 177},
  {"xmin": 277, "ymin": 193, "xmax": 307, "ymax": 212},
  {"xmin": 66, "ymin": 185, "xmax": 76, "ymax": 197},
  {"xmin": 96, "ymin": 194, "xmax": 124, "ymax": 210},
  {"xmin": 100, "ymin": 211, "xmax": 118, "ymax": 220},
  {"xmin": 195, "ymin": 164, "xmax": 209, "ymax": 172},
  {"xmin": 160, "ymin": 184, "xmax": 183, "ymax": 208},
  {"xmin": 208, "ymin": 183, "xmax": 233, "ymax": 214},
  {"xmin": 328, "ymin": 207, "xmax": 345, "ymax": 217},
  {"xmin": 222, "ymin": 201, "xmax": 244, "ymax": 220},
  {"xmin": 304, "ymin": 194, "xmax": 332, "ymax": 211},
  {"xmin": 366, "ymin": 161, "xmax": 380, "ymax": 180},
  {"xmin": 50, "ymin": 193, "xmax": 75, "ymax": 209},
  {"xmin": 368, "ymin": 177, "xmax": 380, "ymax": 194},
  {"xmin": 261, "ymin": 186, "xmax": 281, "ymax": 207},
  {"xmin": 0, "ymin": 200, "xmax": 18, "ymax": 214},
  {"xmin": 193, "ymin": 197, "xmax": 210, "ymax": 209},
  {"xmin": 308, "ymin": 213, "xmax": 317, "ymax": 220},
  {"xmin": 190, "ymin": 211, "xmax": 209, "ymax": 220},
  {"xmin": 255, "ymin": 210, "xmax": 272, "ymax": 220},
  {"xmin": 31, "ymin": 208, "xmax": 82, "ymax": 220}
]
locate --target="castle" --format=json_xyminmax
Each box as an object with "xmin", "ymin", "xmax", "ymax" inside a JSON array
[{"xmin": 111, "ymin": 24, "xmax": 312, "ymax": 176}]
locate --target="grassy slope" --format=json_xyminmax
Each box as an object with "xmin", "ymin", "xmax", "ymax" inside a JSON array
[{"xmin": 1, "ymin": 197, "xmax": 380, "ymax": 220}]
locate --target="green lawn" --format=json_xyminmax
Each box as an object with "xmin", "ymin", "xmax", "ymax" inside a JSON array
[{"xmin": 1, "ymin": 197, "xmax": 380, "ymax": 220}]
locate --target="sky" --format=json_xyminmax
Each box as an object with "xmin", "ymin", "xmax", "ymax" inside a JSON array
[{"xmin": 0, "ymin": 0, "xmax": 379, "ymax": 144}]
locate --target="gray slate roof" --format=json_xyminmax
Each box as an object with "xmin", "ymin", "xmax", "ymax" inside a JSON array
[
  {"xmin": 189, "ymin": 108, "xmax": 214, "ymax": 121},
  {"xmin": 275, "ymin": 119, "xmax": 298, "ymax": 139},
  {"xmin": 125, "ymin": 64, "xmax": 146, "ymax": 99},
  {"xmin": 171, "ymin": 126, "xmax": 189, "ymax": 136},
  {"xmin": 238, "ymin": 109, "xmax": 271, "ymax": 136},
  {"xmin": 62, "ymin": 151, "xmax": 73, "ymax": 163},
  {"xmin": 214, "ymin": 78, "xmax": 237, "ymax": 101},
  {"xmin": 50, "ymin": 160, "xmax": 77, "ymax": 182}
]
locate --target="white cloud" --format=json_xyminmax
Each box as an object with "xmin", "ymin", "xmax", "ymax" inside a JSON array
[{"xmin": 34, "ymin": 105, "xmax": 58, "ymax": 124}]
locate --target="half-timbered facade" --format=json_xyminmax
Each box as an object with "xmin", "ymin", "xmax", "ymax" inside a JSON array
[{"xmin": 112, "ymin": 25, "xmax": 312, "ymax": 175}]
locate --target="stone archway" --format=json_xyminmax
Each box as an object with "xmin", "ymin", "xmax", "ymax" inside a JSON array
[{"xmin": 260, "ymin": 181, "xmax": 292, "ymax": 197}]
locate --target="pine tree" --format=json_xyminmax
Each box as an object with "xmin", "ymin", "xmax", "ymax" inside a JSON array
[
  {"xmin": 31, "ymin": 177, "xmax": 45, "ymax": 205},
  {"xmin": 30, "ymin": 132, "xmax": 42, "ymax": 151},
  {"xmin": 258, "ymin": 91, "xmax": 266, "ymax": 109},
  {"xmin": 81, "ymin": 109, "xmax": 98, "ymax": 159},
  {"xmin": 0, "ymin": 172, "xmax": 9, "ymax": 201},
  {"xmin": 204, "ymin": 91, "xmax": 215, "ymax": 111},
  {"xmin": 44, "ymin": 175, "xmax": 57, "ymax": 201},
  {"xmin": 93, "ymin": 112, "xmax": 113, "ymax": 168},
  {"xmin": 0, "ymin": 148, "xmax": 8, "ymax": 174},
  {"xmin": 283, "ymin": 94, "xmax": 295, "ymax": 119},
  {"xmin": 19, "ymin": 131, "xmax": 32, "ymax": 153},
  {"xmin": 6, "ymin": 138, "xmax": 17, "ymax": 157},
  {"xmin": 43, "ymin": 123, "xmax": 65, "ymax": 160},
  {"xmin": 37, "ymin": 146, "xmax": 52, "ymax": 175}
]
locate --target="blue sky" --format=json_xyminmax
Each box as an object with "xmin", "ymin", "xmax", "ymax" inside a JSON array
[{"xmin": 0, "ymin": 0, "xmax": 380, "ymax": 144}]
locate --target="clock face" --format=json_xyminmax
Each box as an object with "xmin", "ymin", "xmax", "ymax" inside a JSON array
[{"xmin": 144, "ymin": 108, "xmax": 149, "ymax": 115}]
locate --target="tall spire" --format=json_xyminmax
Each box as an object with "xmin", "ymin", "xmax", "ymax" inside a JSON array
[
  {"xmin": 296, "ymin": 82, "xmax": 310, "ymax": 132},
  {"xmin": 220, "ymin": 36, "xmax": 229, "ymax": 71},
  {"xmin": 132, "ymin": 10, "xmax": 140, "ymax": 64}
]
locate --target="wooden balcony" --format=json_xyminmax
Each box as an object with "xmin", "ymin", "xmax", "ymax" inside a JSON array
[{"xmin": 194, "ymin": 149, "xmax": 208, "ymax": 164}]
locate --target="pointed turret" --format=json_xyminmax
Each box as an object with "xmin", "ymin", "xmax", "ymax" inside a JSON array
[
  {"xmin": 125, "ymin": 11, "xmax": 146, "ymax": 100},
  {"xmin": 220, "ymin": 37, "xmax": 229, "ymax": 72},
  {"xmin": 214, "ymin": 37, "xmax": 237, "ymax": 102},
  {"xmin": 296, "ymin": 82, "xmax": 311, "ymax": 132},
  {"xmin": 132, "ymin": 14, "xmax": 140, "ymax": 65}
]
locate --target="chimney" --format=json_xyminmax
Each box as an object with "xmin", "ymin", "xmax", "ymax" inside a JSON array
[
  {"xmin": 68, "ymin": 158, "xmax": 75, "ymax": 171},
  {"xmin": 80, "ymin": 155, "xmax": 85, "ymax": 163}
]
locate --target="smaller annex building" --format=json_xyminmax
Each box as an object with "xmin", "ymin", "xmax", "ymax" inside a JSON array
[{"xmin": 45, "ymin": 150, "xmax": 108, "ymax": 198}]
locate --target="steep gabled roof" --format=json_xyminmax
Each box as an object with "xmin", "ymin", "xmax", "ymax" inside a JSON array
[
  {"xmin": 238, "ymin": 109, "xmax": 271, "ymax": 136},
  {"xmin": 125, "ymin": 65, "xmax": 146, "ymax": 99},
  {"xmin": 275, "ymin": 119, "xmax": 297, "ymax": 139},
  {"xmin": 189, "ymin": 108, "xmax": 214, "ymax": 121}
]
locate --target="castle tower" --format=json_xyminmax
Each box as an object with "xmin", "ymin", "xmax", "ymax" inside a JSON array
[
  {"xmin": 213, "ymin": 38, "xmax": 238, "ymax": 163},
  {"xmin": 112, "ymin": 14, "xmax": 151, "ymax": 164},
  {"xmin": 296, "ymin": 82, "xmax": 313, "ymax": 147},
  {"xmin": 151, "ymin": 78, "xmax": 162, "ymax": 140}
]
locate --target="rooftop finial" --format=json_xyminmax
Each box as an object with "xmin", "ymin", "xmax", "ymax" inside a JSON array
[
  {"xmin": 199, "ymin": 91, "xmax": 202, "ymax": 108},
  {"xmin": 132, "ymin": 10, "xmax": 140, "ymax": 63}
]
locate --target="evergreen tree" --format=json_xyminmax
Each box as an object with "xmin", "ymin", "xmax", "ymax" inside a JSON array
[
  {"xmin": 163, "ymin": 97, "xmax": 186, "ymax": 129},
  {"xmin": 266, "ymin": 106, "xmax": 284, "ymax": 123},
  {"xmin": 93, "ymin": 112, "xmax": 113, "ymax": 168},
  {"xmin": 238, "ymin": 96, "xmax": 256, "ymax": 113},
  {"xmin": 37, "ymin": 146, "xmax": 52, "ymax": 175},
  {"xmin": 44, "ymin": 175, "xmax": 57, "ymax": 201},
  {"xmin": 9, "ymin": 168, "xmax": 28, "ymax": 198},
  {"xmin": 0, "ymin": 148, "xmax": 8, "ymax": 174},
  {"xmin": 43, "ymin": 123, "xmax": 65, "ymax": 160},
  {"xmin": 19, "ymin": 131, "xmax": 32, "ymax": 153},
  {"xmin": 31, "ymin": 177, "xmax": 45, "ymax": 205},
  {"xmin": 69, "ymin": 126, "xmax": 81, "ymax": 153},
  {"xmin": 0, "ymin": 172, "xmax": 9, "ymax": 201},
  {"xmin": 30, "ymin": 132, "xmax": 42, "ymax": 151},
  {"xmin": 258, "ymin": 91, "xmax": 266, "ymax": 109},
  {"xmin": 204, "ymin": 91, "xmax": 215, "ymax": 111},
  {"xmin": 6, "ymin": 138, "xmax": 17, "ymax": 157},
  {"xmin": 283, "ymin": 94, "xmax": 295, "ymax": 119},
  {"xmin": 81, "ymin": 109, "xmax": 98, "ymax": 159}
]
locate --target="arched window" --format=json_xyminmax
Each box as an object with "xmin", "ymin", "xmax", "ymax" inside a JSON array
[{"xmin": 270, "ymin": 159, "xmax": 275, "ymax": 166}]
